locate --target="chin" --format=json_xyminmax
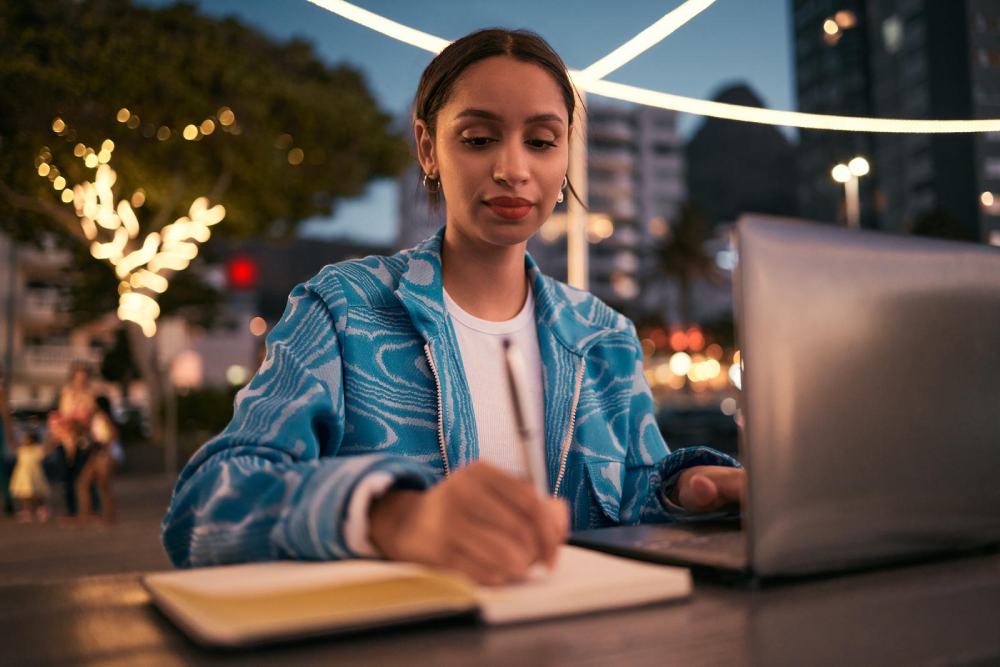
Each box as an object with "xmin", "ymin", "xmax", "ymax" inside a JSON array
[{"xmin": 478, "ymin": 218, "xmax": 542, "ymax": 247}]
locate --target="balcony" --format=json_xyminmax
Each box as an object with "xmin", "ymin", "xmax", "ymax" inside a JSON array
[
  {"xmin": 14, "ymin": 344, "xmax": 100, "ymax": 384},
  {"xmin": 21, "ymin": 289, "xmax": 70, "ymax": 327},
  {"xmin": 589, "ymin": 150, "xmax": 634, "ymax": 172}
]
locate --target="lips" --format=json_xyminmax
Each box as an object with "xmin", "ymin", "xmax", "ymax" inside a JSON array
[{"xmin": 485, "ymin": 197, "xmax": 533, "ymax": 220}]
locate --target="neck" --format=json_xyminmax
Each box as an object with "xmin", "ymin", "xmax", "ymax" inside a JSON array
[{"xmin": 441, "ymin": 224, "xmax": 528, "ymax": 321}]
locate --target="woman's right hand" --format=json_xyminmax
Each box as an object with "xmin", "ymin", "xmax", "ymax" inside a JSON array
[{"xmin": 368, "ymin": 461, "xmax": 569, "ymax": 586}]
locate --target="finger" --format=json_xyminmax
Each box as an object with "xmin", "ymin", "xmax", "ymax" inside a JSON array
[
  {"xmin": 442, "ymin": 546, "xmax": 507, "ymax": 586},
  {"xmin": 462, "ymin": 464, "xmax": 552, "ymax": 558},
  {"xmin": 540, "ymin": 498, "xmax": 570, "ymax": 567},
  {"xmin": 471, "ymin": 464, "xmax": 546, "ymax": 521},
  {"xmin": 451, "ymin": 481, "xmax": 542, "ymax": 559},
  {"xmin": 678, "ymin": 473, "xmax": 720, "ymax": 512},
  {"xmin": 711, "ymin": 468, "xmax": 746, "ymax": 507},
  {"xmin": 450, "ymin": 523, "xmax": 536, "ymax": 582},
  {"xmin": 468, "ymin": 466, "xmax": 558, "ymax": 560}
]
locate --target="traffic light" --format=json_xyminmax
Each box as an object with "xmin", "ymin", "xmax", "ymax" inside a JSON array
[{"xmin": 226, "ymin": 256, "xmax": 258, "ymax": 290}]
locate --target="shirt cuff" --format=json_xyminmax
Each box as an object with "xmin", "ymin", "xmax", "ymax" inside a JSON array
[{"xmin": 344, "ymin": 471, "xmax": 397, "ymax": 557}]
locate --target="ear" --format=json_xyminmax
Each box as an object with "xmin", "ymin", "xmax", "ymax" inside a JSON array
[{"xmin": 413, "ymin": 119, "xmax": 438, "ymax": 177}]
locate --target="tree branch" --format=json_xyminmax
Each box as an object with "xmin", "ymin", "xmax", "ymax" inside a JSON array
[
  {"xmin": 209, "ymin": 167, "xmax": 233, "ymax": 203},
  {"xmin": 0, "ymin": 179, "xmax": 87, "ymax": 243},
  {"xmin": 150, "ymin": 173, "xmax": 186, "ymax": 231}
]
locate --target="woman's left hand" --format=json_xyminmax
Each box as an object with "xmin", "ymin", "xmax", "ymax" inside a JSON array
[{"xmin": 671, "ymin": 465, "xmax": 746, "ymax": 513}]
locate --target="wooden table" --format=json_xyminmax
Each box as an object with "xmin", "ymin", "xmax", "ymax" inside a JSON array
[{"xmin": 4, "ymin": 551, "xmax": 999, "ymax": 666}]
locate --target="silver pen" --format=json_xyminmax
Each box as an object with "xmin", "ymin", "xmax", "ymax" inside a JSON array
[{"xmin": 502, "ymin": 338, "xmax": 549, "ymax": 497}]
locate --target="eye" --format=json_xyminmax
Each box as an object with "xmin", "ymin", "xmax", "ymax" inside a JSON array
[
  {"xmin": 460, "ymin": 136, "xmax": 496, "ymax": 147},
  {"xmin": 526, "ymin": 139, "xmax": 558, "ymax": 150}
]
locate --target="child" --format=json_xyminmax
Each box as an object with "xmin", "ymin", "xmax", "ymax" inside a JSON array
[
  {"xmin": 9, "ymin": 423, "xmax": 51, "ymax": 523},
  {"xmin": 76, "ymin": 396, "xmax": 118, "ymax": 524}
]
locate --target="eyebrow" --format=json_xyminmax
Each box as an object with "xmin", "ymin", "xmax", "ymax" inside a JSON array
[{"xmin": 454, "ymin": 108, "xmax": 565, "ymax": 125}]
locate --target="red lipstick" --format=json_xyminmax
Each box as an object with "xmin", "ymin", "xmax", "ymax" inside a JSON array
[{"xmin": 485, "ymin": 197, "xmax": 533, "ymax": 220}]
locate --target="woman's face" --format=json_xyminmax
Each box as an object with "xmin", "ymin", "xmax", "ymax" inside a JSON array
[{"xmin": 415, "ymin": 56, "xmax": 570, "ymax": 248}]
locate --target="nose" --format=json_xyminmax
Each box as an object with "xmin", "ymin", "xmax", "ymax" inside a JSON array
[{"xmin": 493, "ymin": 140, "xmax": 530, "ymax": 187}]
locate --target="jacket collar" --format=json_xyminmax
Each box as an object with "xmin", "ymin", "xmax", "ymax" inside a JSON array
[{"xmin": 395, "ymin": 227, "xmax": 612, "ymax": 355}]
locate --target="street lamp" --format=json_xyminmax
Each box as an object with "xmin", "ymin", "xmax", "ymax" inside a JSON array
[{"xmin": 831, "ymin": 156, "xmax": 870, "ymax": 229}]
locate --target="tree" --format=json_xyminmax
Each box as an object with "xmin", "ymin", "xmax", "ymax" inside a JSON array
[
  {"xmin": 655, "ymin": 202, "xmax": 720, "ymax": 326},
  {"xmin": 0, "ymin": 0, "xmax": 410, "ymax": 441}
]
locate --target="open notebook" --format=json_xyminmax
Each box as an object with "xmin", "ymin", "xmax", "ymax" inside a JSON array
[{"xmin": 143, "ymin": 545, "xmax": 691, "ymax": 647}]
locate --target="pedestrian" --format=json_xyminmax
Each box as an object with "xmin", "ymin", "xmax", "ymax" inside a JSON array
[
  {"xmin": 162, "ymin": 29, "xmax": 744, "ymax": 582},
  {"xmin": 9, "ymin": 421, "xmax": 51, "ymax": 523},
  {"xmin": 0, "ymin": 366, "xmax": 15, "ymax": 516},
  {"xmin": 76, "ymin": 396, "xmax": 118, "ymax": 525},
  {"xmin": 48, "ymin": 361, "xmax": 96, "ymax": 517}
]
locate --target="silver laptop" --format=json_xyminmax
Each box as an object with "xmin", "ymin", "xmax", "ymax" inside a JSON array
[{"xmin": 571, "ymin": 214, "xmax": 1000, "ymax": 579}]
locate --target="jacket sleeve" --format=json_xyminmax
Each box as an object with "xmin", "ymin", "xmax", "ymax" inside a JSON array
[
  {"xmin": 160, "ymin": 281, "xmax": 439, "ymax": 567},
  {"xmin": 618, "ymin": 325, "xmax": 741, "ymax": 524}
]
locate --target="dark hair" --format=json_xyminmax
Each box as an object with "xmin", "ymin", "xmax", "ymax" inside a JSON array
[
  {"xmin": 68, "ymin": 360, "xmax": 92, "ymax": 380},
  {"xmin": 413, "ymin": 28, "xmax": 583, "ymax": 207},
  {"xmin": 95, "ymin": 395, "xmax": 112, "ymax": 416}
]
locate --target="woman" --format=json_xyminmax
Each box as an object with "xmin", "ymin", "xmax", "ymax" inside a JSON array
[
  {"xmin": 162, "ymin": 29, "xmax": 744, "ymax": 584},
  {"xmin": 48, "ymin": 362, "xmax": 96, "ymax": 517}
]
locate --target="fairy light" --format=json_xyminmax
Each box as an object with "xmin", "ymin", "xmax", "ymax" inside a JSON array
[
  {"xmin": 305, "ymin": 0, "xmax": 449, "ymax": 53},
  {"xmin": 575, "ymin": 77, "xmax": 1000, "ymax": 133},
  {"xmin": 309, "ymin": 0, "xmax": 1000, "ymax": 134},
  {"xmin": 578, "ymin": 0, "xmax": 715, "ymax": 82},
  {"xmin": 35, "ymin": 113, "xmax": 227, "ymax": 337}
]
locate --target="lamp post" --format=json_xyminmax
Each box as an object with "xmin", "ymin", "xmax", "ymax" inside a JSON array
[
  {"xmin": 567, "ymin": 89, "xmax": 589, "ymax": 289},
  {"xmin": 831, "ymin": 156, "xmax": 870, "ymax": 229}
]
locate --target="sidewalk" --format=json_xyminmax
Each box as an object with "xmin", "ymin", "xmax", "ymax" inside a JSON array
[{"xmin": 0, "ymin": 474, "xmax": 176, "ymax": 586}]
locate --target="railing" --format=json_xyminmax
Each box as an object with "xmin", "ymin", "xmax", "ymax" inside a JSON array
[{"xmin": 15, "ymin": 345, "xmax": 99, "ymax": 381}]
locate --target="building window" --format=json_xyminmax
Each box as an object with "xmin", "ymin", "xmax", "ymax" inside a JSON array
[
  {"xmin": 882, "ymin": 15, "xmax": 903, "ymax": 54},
  {"xmin": 985, "ymin": 158, "xmax": 1000, "ymax": 180}
]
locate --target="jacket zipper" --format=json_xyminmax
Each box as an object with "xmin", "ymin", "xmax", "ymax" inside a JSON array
[
  {"xmin": 424, "ymin": 343, "xmax": 450, "ymax": 476},
  {"xmin": 552, "ymin": 357, "xmax": 586, "ymax": 497}
]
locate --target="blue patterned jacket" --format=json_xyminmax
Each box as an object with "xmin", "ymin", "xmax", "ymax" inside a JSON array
[{"xmin": 161, "ymin": 230, "xmax": 738, "ymax": 567}]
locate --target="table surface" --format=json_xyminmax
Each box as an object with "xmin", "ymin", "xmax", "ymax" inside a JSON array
[{"xmin": 4, "ymin": 550, "xmax": 1000, "ymax": 667}]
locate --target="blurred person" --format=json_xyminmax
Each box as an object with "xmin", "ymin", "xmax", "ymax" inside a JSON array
[
  {"xmin": 76, "ymin": 396, "xmax": 118, "ymax": 525},
  {"xmin": 163, "ymin": 29, "xmax": 744, "ymax": 583},
  {"xmin": 48, "ymin": 361, "xmax": 96, "ymax": 517},
  {"xmin": 1, "ymin": 366, "xmax": 14, "ymax": 516},
  {"xmin": 8, "ymin": 420, "xmax": 52, "ymax": 523}
]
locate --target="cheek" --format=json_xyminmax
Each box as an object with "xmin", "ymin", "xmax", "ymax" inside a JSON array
[{"xmin": 437, "ymin": 151, "xmax": 484, "ymax": 199}]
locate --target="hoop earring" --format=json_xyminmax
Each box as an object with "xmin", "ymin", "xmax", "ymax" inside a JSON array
[
  {"xmin": 556, "ymin": 176, "xmax": 568, "ymax": 204},
  {"xmin": 422, "ymin": 173, "xmax": 440, "ymax": 194}
]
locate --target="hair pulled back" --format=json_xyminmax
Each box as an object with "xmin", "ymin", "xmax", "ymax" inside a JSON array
[{"xmin": 413, "ymin": 28, "xmax": 579, "ymax": 206}]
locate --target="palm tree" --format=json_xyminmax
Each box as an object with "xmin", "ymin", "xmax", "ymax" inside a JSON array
[{"xmin": 655, "ymin": 202, "xmax": 720, "ymax": 327}]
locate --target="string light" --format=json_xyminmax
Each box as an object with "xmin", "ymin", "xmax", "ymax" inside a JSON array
[
  {"xmin": 305, "ymin": 0, "xmax": 449, "ymax": 53},
  {"xmin": 35, "ymin": 113, "xmax": 227, "ymax": 337},
  {"xmin": 309, "ymin": 0, "xmax": 1000, "ymax": 134},
  {"xmin": 578, "ymin": 0, "xmax": 715, "ymax": 82},
  {"xmin": 575, "ymin": 76, "xmax": 1000, "ymax": 133}
]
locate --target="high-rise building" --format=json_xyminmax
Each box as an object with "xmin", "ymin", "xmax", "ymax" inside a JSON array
[
  {"xmin": 0, "ymin": 232, "xmax": 108, "ymax": 408},
  {"xmin": 793, "ymin": 0, "xmax": 1000, "ymax": 243},
  {"xmin": 792, "ymin": 1, "xmax": 876, "ymax": 228},
  {"xmin": 685, "ymin": 83, "xmax": 800, "ymax": 230},
  {"xmin": 530, "ymin": 103, "xmax": 687, "ymax": 320}
]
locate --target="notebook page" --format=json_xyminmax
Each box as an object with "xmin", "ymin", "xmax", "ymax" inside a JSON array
[
  {"xmin": 143, "ymin": 560, "xmax": 477, "ymax": 646},
  {"xmin": 473, "ymin": 545, "xmax": 692, "ymax": 624}
]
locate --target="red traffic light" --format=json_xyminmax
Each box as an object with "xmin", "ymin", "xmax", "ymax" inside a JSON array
[{"xmin": 227, "ymin": 256, "xmax": 258, "ymax": 290}]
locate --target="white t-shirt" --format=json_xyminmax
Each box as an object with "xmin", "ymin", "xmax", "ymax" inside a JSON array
[{"xmin": 344, "ymin": 285, "xmax": 546, "ymax": 556}]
